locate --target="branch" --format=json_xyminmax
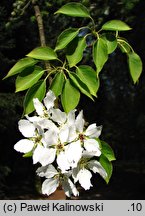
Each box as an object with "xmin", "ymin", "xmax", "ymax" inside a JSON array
[
  {"xmin": 31, "ymin": 0, "xmax": 52, "ymax": 84},
  {"xmin": 31, "ymin": 0, "xmax": 46, "ymax": 46}
]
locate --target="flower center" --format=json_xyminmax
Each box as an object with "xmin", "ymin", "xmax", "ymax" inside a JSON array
[
  {"xmin": 79, "ymin": 133, "xmax": 85, "ymax": 142},
  {"xmin": 57, "ymin": 143, "xmax": 64, "ymax": 151},
  {"xmin": 34, "ymin": 135, "xmax": 42, "ymax": 144}
]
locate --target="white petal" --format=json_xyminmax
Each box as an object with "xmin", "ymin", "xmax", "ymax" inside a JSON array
[
  {"xmin": 72, "ymin": 166, "xmax": 80, "ymax": 183},
  {"xmin": 14, "ymin": 139, "xmax": 34, "ymax": 153},
  {"xmin": 59, "ymin": 125, "xmax": 69, "ymax": 143},
  {"xmin": 75, "ymin": 110, "xmax": 85, "ymax": 133},
  {"xmin": 57, "ymin": 151, "xmax": 70, "ymax": 172},
  {"xmin": 68, "ymin": 125, "xmax": 77, "ymax": 142},
  {"xmin": 36, "ymin": 166, "xmax": 48, "ymax": 177},
  {"xmin": 84, "ymin": 139, "xmax": 101, "ymax": 156},
  {"xmin": 62, "ymin": 178, "xmax": 79, "ymax": 197},
  {"xmin": 33, "ymin": 98, "xmax": 44, "ymax": 116},
  {"xmin": 66, "ymin": 141, "xmax": 82, "ymax": 168},
  {"xmin": 82, "ymin": 151, "xmax": 98, "ymax": 158},
  {"xmin": 36, "ymin": 164, "xmax": 58, "ymax": 178},
  {"xmin": 42, "ymin": 178, "xmax": 59, "ymax": 196},
  {"xmin": 43, "ymin": 130, "xmax": 58, "ymax": 147},
  {"xmin": 77, "ymin": 168, "xmax": 92, "ymax": 190},
  {"xmin": 38, "ymin": 119, "xmax": 59, "ymax": 131},
  {"xmin": 26, "ymin": 115, "xmax": 42, "ymax": 123},
  {"xmin": 88, "ymin": 160, "xmax": 107, "ymax": 180},
  {"xmin": 33, "ymin": 145, "xmax": 56, "ymax": 166},
  {"xmin": 50, "ymin": 108, "xmax": 66, "ymax": 124},
  {"xmin": 85, "ymin": 124, "xmax": 102, "ymax": 138},
  {"xmin": 67, "ymin": 109, "xmax": 76, "ymax": 126},
  {"xmin": 18, "ymin": 119, "xmax": 36, "ymax": 138},
  {"xmin": 44, "ymin": 90, "xmax": 56, "ymax": 111}
]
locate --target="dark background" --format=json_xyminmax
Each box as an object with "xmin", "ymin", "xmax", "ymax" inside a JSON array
[{"xmin": 0, "ymin": 0, "xmax": 145, "ymax": 199}]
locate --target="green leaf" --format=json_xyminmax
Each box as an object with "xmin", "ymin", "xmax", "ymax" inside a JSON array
[
  {"xmin": 102, "ymin": 20, "xmax": 132, "ymax": 31},
  {"xmin": 101, "ymin": 33, "xmax": 117, "ymax": 54},
  {"xmin": 3, "ymin": 57, "xmax": 37, "ymax": 79},
  {"xmin": 27, "ymin": 47, "xmax": 57, "ymax": 60},
  {"xmin": 101, "ymin": 141, "xmax": 116, "ymax": 161},
  {"xmin": 76, "ymin": 65, "xmax": 100, "ymax": 96},
  {"xmin": 128, "ymin": 52, "xmax": 143, "ymax": 84},
  {"xmin": 55, "ymin": 28, "xmax": 79, "ymax": 51},
  {"xmin": 23, "ymin": 80, "xmax": 46, "ymax": 115},
  {"xmin": 69, "ymin": 72, "xmax": 93, "ymax": 100},
  {"xmin": 61, "ymin": 79, "xmax": 80, "ymax": 113},
  {"xmin": 15, "ymin": 66, "xmax": 44, "ymax": 92},
  {"xmin": 118, "ymin": 39, "xmax": 131, "ymax": 53},
  {"xmin": 66, "ymin": 37, "xmax": 86, "ymax": 67},
  {"xmin": 50, "ymin": 72, "xmax": 65, "ymax": 97},
  {"xmin": 99, "ymin": 155, "xmax": 113, "ymax": 183},
  {"xmin": 23, "ymin": 151, "xmax": 33, "ymax": 158},
  {"xmin": 93, "ymin": 38, "xmax": 108, "ymax": 74},
  {"xmin": 55, "ymin": 2, "xmax": 91, "ymax": 18}
]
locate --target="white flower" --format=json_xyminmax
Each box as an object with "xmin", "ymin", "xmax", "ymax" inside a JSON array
[
  {"xmin": 42, "ymin": 178, "xmax": 59, "ymax": 196},
  {"xmin": 76, "ymin": 111, "xmax": 102, "ymax": 138},
  {"xmin": 50, "ymin": 108, "xmax": 67, "ymax": 125},
  {"xmin": 33, "ymin": 90, "xmax": 56, "ymax": 117},
  {"xmin": 37, "ymin": 165, "xmax": 59, "ymax": 196},
  {"xmin": 33, "ymin": 98, "xmax": 45, "ymax": 116},
  {"xmin": 56, "ymin": 140, "xmax": 83, "ymax": 172},
  {"xmin": 36, "ymin": 164, "xmax": 79, "ymax": 197},
  {"xmin": 88, "ymin": 160, "xmax": 107, "ymax": 180},
  {"xmin": 14, "ymin": 89, "xmax": 110, "ymax": 197},
  {"xmin": 36, "ymin": 164, "xmax": 58, "ymax": 178},
  {"xmin": 33, "ymin": 145, "xmax": 56, "ymax": 166},
  {"xmin": 14, "ymin": 118, "xmax": 57, "ymax": 166},
  {"xmin": 14, "ymin": 139, "xmax": 34, "ymax": 153},
  {"xmin": 72, "ymin": 157, "xmax": 107, "ymax": 191},
  {"xmin": 84, "ymin": 139, "xmax": 101, "ymax": 157},
  {"xmin": 75, "ymin": 111, "xmax": 102, "ymax": 157},
  {"xmin": 65, "ymin": 140, "xmax": 83, "ymax": 168},
  {"xmin": 62, "ymin": 177, "xmax": 79, "ymax": 197},
  {"xmin": 75, "ymin": 110, "xmax": 85, "ymax": 133},
  {"xmin": 73, "ymin": 168, "xmax": 93, "ymax": 190},
  {"xmin": 18, "ymin": 119, "xmax": 36, "ymax": 138},
  {"xmin": 14, "ymin": 119, "xmax": 44, "ymax": 154},
  {"xmin": 44, "ymin": 90, "xmax": 56, "ymax": 111},
  {"xmin": 85, "ymin": 124, "xmax": 102, "ymax": 138}
]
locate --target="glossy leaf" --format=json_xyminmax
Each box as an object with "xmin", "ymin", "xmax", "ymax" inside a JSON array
[
  {"xmin": 101, "ymin": 141, "xmax": 116, "ymax": 161},
  {"xmin": 93, "ymin": 38, "xmax": 108, "ymax": 74},
  {"xmin": 61, "ymin": 79, "xmax": 80, "ymax": 113},
  {"xmin": 69, "ymin": 72, "xmax": 93, "ymax": 100},
  {"xmin": 55, "ymin": 28, "xmax": 79, "ymax": 51},
  {"xmin": 76, "ymin": 65, "xmax": 99, "ymax": 96},
  {"xmin": 102, "ymin": 20, "xmax": 132, "ymax": 31},
  {"xmin": 23, "ymin": 80, "xmax": 46, "ymax": 115},
  {"xmin": 118, "ymin": 39, "xmax": 131, "ymax": 53},
  {"xmin": 99, "ymin": 155, "xmax": 113, "ymax": 184},
  {"xmin": 27, "ymin": 47, "xmax": 57, "ymax": 60},
  {"xmin": 101, "ymin": 33, "xmax": 117, "ymax": 54},
  {"xmin": 15, "ymin": 66, "xmax": 44, "ymax": 92},
  {"xmin": 55, "ymin": 2, "xmax": 91, "ymax": 18},
  {"xmin": 3, "ymin": 57, "xmax": 37, "ymax": 79},
  {"xmin": 66, "ymin": 37, "xmax": 86, "ymax": 67},
  {"xmin": 128, "ymin": 52, "xmax": 142, "ymax": 84},
  {"xmin": 50, "ymin": 72, "xmax": 65, "ymax": 97}
]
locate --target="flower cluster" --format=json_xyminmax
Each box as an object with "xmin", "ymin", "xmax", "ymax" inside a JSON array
[{"xmin": 14, "ymin": 90, "xmax": 107, "ymax": 197}]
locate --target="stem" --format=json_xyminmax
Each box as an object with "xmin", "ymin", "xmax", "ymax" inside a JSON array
[
  {"xmin": 31, "ymin": 0, "xmax": 52, "ymax": 84},
  {"xmin": 31, "ymin": 0, "xmax": 46, "ymax": 47}
]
